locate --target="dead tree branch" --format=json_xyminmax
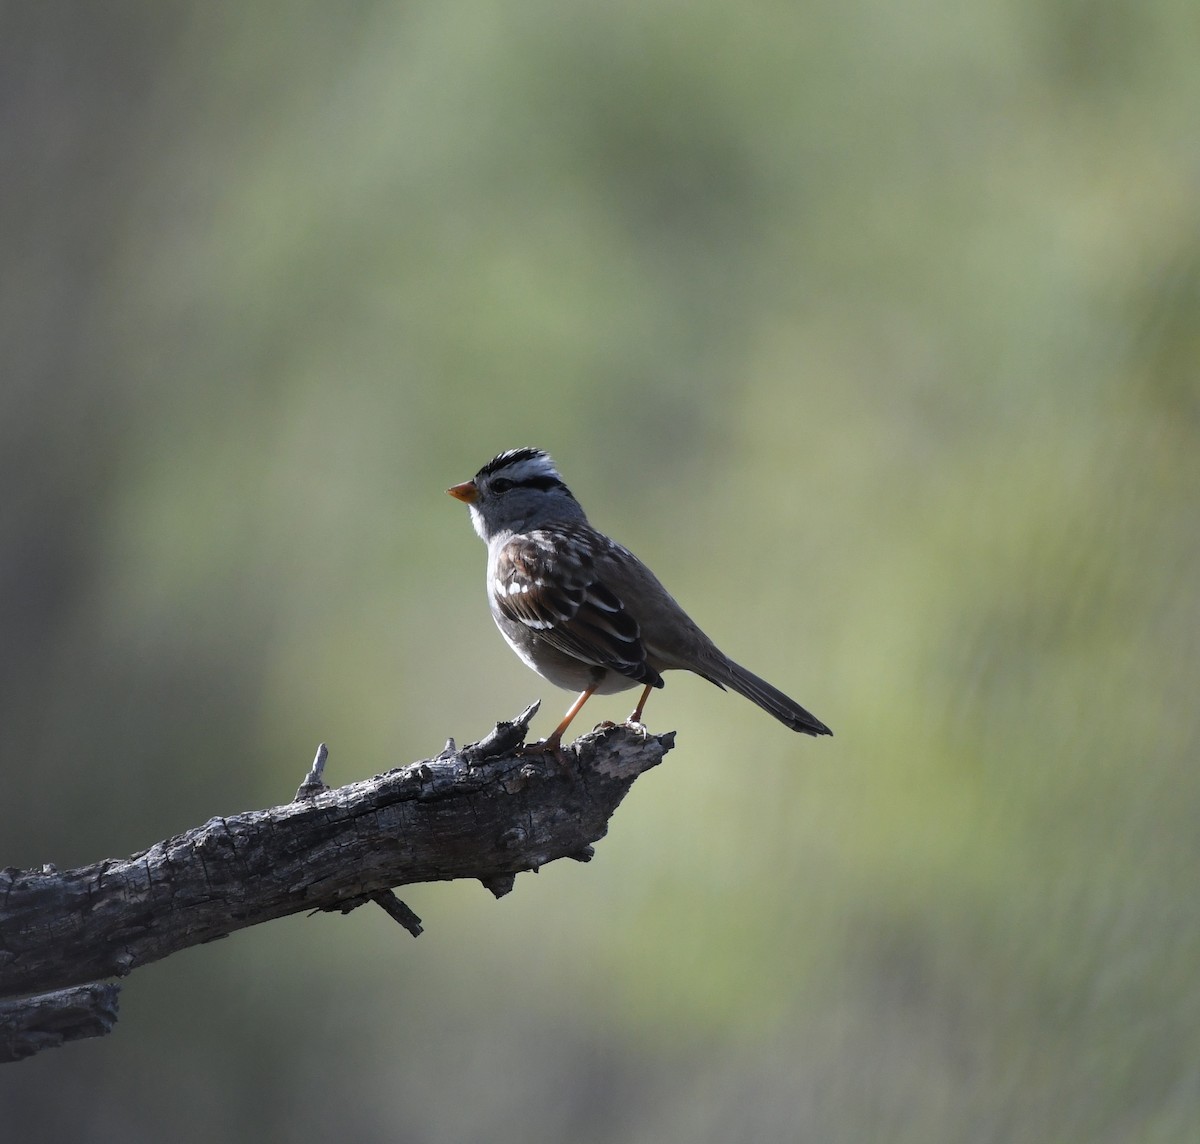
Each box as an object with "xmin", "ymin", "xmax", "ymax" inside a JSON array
[
  {"xmin": 0, "ymin": 706, "xmax": 673, "ymax": 1061},
  {"xmin": 0, "ymin": 983, "xmax": 120, "ymax": 1063}
]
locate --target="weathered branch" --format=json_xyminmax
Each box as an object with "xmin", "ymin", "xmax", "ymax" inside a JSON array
[
  {"xmin": 0, "ymin": 982, "xmax": 120, "ymax": 1063},
  {"xmin": 0, "ymin": 707, "xmax": 673, "ymax": 1060}
]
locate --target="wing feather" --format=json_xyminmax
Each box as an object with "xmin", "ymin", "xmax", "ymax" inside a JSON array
[{"xmin": 492, "ymin": 527, "xmax": 663, "ymax": 687}]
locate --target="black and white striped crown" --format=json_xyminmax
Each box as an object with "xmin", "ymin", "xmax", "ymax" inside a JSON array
[{"xmin": 476, "ymin": 447, "xmax": 572, "ymax": 494}]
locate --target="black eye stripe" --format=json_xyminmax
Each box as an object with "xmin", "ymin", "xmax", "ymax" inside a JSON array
[
  {"xmin": 493, "ymin": 475, "xmax": 575, "ymax": 497},
  {"xmin": 518, "ymin": 476, "xmax": 571, "ymax": 493}
]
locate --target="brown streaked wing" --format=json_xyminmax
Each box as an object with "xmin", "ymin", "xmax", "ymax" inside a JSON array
[{"xmin": 493, "ymin": 529, "xmax": 662, "ymax": 687}]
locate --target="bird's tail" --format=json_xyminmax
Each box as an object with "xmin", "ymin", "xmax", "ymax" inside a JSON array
[{"xmin": 702, "ymin": 655, "xmax": 832, "ymax": 737}]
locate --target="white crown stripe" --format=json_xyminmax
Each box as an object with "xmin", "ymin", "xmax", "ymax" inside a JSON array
[{"xmin": 478, "ymin": 448, "xmax": 565, "ymax": 486}]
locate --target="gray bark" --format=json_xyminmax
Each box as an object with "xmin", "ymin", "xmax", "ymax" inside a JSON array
[
  {"xmin": 0, "ymin": 707, "xmax": 673, "ymax": 1061},
  {"xmin": 0, "ymin": 983, "xmax": 120, "ymax": 1063}
]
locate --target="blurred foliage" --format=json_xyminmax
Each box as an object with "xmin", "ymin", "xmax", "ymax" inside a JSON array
[{"xmin": 2, "ymin": 1, "xmax": 1198, "ymax": 1141}]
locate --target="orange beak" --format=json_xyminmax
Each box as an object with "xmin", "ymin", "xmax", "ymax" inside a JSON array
[{"xmin": 446, "ymin": 480, "xmax": 479, "ymax": 504}]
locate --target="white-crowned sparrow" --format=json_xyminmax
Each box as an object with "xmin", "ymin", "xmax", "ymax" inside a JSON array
[{"xmin": 448, "ymin": 448, "xmax": 832, "ymax": 747}]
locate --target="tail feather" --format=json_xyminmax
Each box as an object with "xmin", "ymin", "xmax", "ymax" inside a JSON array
[{"xmin": 702, "ymin": 656, "xmax": 832, "ymax": 737}]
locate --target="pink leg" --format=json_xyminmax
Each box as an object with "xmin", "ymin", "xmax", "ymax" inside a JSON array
[
  {"xmin": 544, "ymin": 684, "xmax": 599, "ymax": 749},
  {"xmin": 628, "ymin": 683, "xmax": 655, "ymax": 725}
]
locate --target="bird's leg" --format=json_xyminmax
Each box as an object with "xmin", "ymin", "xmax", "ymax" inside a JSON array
[
  {"xmin": 539, "ymin": 684, "xmax": 598, "ymax": 752},
  {"xmin": 627, "ymin": 683, "xmax": 655, "ymax": 726}
]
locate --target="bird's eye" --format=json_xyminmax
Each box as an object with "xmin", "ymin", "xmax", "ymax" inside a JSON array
[{"xmin": 491, "ymin": 477, "xmax": 514, "ymax": 493}]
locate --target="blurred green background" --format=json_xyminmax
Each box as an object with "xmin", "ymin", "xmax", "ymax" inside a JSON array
[{"xmin": 3, "ymin": 2, "xmax": 1198, "ymax": 1140}]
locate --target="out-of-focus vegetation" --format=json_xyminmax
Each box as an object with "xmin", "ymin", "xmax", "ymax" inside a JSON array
[{"xmin": 2, "ymin": 2, "xmax": 1197, "ymax": 1140}]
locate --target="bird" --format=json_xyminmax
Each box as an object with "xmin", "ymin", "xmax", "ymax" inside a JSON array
[{"xmin": 447, "ymin": 447, "xmax": 832, "ymax": 749}]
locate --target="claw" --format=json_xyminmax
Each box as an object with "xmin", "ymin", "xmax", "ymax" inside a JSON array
[{"xmin": 518, "ymin": 735, "xmax": 573, "ymax": 774}]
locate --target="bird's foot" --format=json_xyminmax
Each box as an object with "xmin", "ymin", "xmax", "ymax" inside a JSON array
[{"xmin": 517, "ymin": 735, "xmax": 572, "ymax": 773}]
